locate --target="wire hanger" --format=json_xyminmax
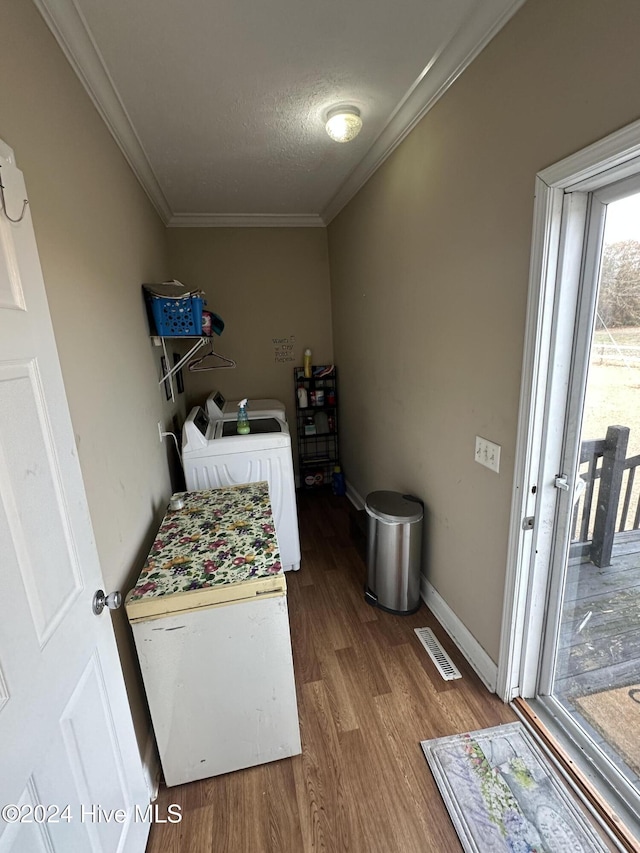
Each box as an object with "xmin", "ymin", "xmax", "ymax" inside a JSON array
[{"xmin": 188, "ymin": 342, "xmax": 236, "ymax": 371}]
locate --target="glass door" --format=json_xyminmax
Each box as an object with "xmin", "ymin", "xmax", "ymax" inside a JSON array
[{"xmin": 537, "ymin": 182, "xmax": 640, "ymax": 803}]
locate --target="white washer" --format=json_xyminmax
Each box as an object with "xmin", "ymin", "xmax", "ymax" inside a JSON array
[
  {"xmin": 206, "ymin": 390, "xmax": 287, "ymax": 423},
  {"xmin": 182, "ymin": 406, "xmax": 301, "ymax": 571}
]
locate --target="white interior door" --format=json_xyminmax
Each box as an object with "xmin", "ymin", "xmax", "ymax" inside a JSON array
[{"xmin": 0, "ymin": 141, "xmax": 150, "ymax": 852}]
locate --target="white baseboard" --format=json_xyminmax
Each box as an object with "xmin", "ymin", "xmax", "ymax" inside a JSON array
[
  {"xmin": 142, "ymin": 730, "xmax": 161, "ymax": 802},
  {"xmin": 420, "ymin": 577, "xmax": 498, "ymax": 693},
  {"xmin": 344, "ymin": 481, "xmax": 497, "ymax": 693},
  {"xmin": 345, "ymin": 479, "xmax": 366, "ymax": 511}
]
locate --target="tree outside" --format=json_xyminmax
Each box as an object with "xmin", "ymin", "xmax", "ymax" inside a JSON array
[
  {"xmin": 580, "ymin": 236, "xmax": 640, "ymax": 537},
  {"xmin": 597, "ymin": 239, "xmax": 640, "ymax": 330}
]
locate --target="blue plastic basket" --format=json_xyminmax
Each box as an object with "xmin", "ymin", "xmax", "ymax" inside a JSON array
[{"xmin": 146, "ymin": 294, "xmax": 204, "ymax": 336}]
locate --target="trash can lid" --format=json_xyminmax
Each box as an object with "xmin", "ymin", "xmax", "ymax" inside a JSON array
[{"xmin": 365, "ymin": 490, "xmax": 423, "ymax": 523}]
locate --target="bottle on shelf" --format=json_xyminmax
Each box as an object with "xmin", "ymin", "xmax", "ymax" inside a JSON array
[
  {"xmin": 303, "ymin": 348, "xmax": 312, "ymax": 378},
  {"xmin": 297, "ymin": 385, "xmax": 308, "ymax": 408},
  {"xmin": 332, "ymin": 465, "xmax": 346, "ymax": 496},
  {"xmin": 236, "ymin": 398, "xmax": 250, "ymax": 434}
]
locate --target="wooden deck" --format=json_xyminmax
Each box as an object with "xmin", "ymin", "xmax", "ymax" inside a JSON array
[
  {"xmin": 555, "ymin": 541, "xmax": 640, "ymax": 787},
  {"xmin": 557, "ymin": 543, "xmax": 640, "ymax": 698}
]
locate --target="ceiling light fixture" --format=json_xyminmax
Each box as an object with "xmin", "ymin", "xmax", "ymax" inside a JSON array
[{"xmin": 325, "ymin": 106, "xmax": 362, "ymax": 143}]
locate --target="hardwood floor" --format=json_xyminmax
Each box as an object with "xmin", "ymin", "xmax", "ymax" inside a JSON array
[{"xmin": 146, "ymin": 489, "xmax": 515, "ymax": 852}]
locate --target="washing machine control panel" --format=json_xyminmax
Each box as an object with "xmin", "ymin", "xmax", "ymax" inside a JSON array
[
  {"xmin": 193, "ymin": 407, "xmax": 210, "ymax": 436},
  {"xmin": 208, "ymin": 390, "xmax": 226, "ymax": 417}
]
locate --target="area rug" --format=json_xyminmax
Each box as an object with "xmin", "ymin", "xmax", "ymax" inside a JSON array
[
  {"xmin": 421, "ymin": 722, "xmax": 608, "ymax": 852},
  {"xmin": 575, "ymin": 684, "xmax": 640, "ymax": 776}
]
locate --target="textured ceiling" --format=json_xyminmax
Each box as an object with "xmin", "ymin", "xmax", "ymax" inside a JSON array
[{"xmin": 34, "ymin": 0, "xmax": 525, "ymax": 225}]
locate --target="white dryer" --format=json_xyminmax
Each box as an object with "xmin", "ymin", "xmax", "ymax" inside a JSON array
[
  {"xmin": 206, "ymin": 390, "xmax": 287, "ymax": 423},
  {"xmin": 182, "ymin": 406, "xmax": 301, "ymax": 571}
]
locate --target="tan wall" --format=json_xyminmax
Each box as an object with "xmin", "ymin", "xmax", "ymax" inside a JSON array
[
  {"xmin": 166, "ymin": 228, "xmax": 333, "ymax": 440},
  {"xmin": 0, "ymin": 1, "xmax": 180, "ymax": 752},
  {"xmin": 328, "ymin": 0, "xmax": 640, "ymax": 663}
]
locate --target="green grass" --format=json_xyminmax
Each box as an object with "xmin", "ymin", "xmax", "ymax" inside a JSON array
[{"xmin": 593, "ymin": 326, "xmax": 640, "ymax": 348}]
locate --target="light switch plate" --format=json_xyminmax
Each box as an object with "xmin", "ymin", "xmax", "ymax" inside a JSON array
[{"xmin": 475, "ymin": 436, "xmax": 501, "ymax": 473}]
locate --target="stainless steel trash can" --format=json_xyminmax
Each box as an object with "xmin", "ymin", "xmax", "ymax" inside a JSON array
[{"xmin": 364, "ymin": 491, "xmax": 423, "ymax": 615}]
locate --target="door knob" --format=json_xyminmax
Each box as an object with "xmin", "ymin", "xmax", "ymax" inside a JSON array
[{"xmin": 93, "ymin": 589, "xmax": 122, "ymax": 615}]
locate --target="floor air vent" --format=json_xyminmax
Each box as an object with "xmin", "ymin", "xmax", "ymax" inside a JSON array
[{"xmin": 414, "ymin": 628, "xmax": 462, "ymax": 681}]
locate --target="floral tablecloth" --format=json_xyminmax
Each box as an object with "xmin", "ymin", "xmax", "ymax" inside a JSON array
[{"xmin": 127, "ymin": 482, "xmax": 282, "ymax": 606}]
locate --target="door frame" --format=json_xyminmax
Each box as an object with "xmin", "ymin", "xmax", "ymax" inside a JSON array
[{"xmin": 497, "ymin": 117, "xmax": 640, "ymax": 703}]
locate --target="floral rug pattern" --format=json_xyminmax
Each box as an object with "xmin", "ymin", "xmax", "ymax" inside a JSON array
[
  {"xmin": 128, "ymin": 482, "xmax": 282, "ymax": 602},
  {"xmin": 421, "ymin": 722, "xmax": 608, "ymax": 852}
]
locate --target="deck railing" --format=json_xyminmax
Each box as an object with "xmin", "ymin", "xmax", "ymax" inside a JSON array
[{"xmin": 571, "ymin": 425, "xmax": 640, "ymax": 567}]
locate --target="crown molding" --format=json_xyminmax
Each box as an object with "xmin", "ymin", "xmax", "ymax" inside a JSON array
[
  {"xmin": 168, "ymin": 212, "xmax": 326, "ymax": 228},
  {"xmin": 321, "ymin": 0, "xmax": 527, "ymax": 224},
  {"xmin": 33, "ymin": 0, "xmax": 173, "ymax": 224},
  {"xmin": 34, "ymin": 0, "xmax": 524, "ymax": 228}
]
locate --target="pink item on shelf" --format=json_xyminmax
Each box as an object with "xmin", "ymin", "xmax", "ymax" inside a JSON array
[{"xmin": 201, "ymin": 311, "xmax": 213, "ymax": 336}]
